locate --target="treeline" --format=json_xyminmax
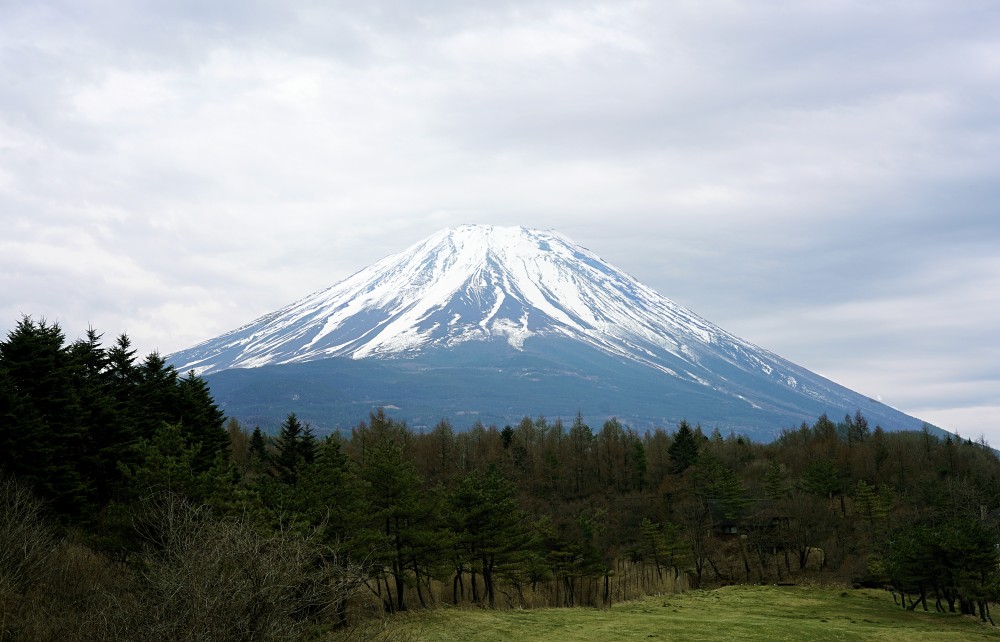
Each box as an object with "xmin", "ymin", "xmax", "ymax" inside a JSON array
[
  {"xmin": 0, "ymin": 316, "xmax": 227, "ymax": 524},
  {"xmin": 1, "ymin": 318, "xmax": 360, "ymax": 640},
  {"xmin": 2, "ymin": 318, "xmax": 1000, "ymax": 640}
]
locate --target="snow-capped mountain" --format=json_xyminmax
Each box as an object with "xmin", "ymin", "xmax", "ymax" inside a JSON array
[
  {"xmin": 174, "ymin": 225, "xmax": 776, "ymax": 377},
  {"xmin": 168, "ymin": 225, "xmax": 932, "ymax": 439}
]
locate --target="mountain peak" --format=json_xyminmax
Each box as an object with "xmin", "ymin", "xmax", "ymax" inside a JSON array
[
  {"xmin": 168, "ymin": 225, "xmax": 930, "ymax": 438},
  {"xmin": 170, "ymin": 225, "xmax": 723, "ymax": 375}
]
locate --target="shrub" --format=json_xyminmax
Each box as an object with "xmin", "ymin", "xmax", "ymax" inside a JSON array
[{"xmin": 104, "ymin": 493, "xmax": 364, "ymax": 641}]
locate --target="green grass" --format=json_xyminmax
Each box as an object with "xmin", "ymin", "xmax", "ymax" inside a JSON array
[{"xmin": 338, "ymin": 585, "xmax": 1000, "ymax": 642}]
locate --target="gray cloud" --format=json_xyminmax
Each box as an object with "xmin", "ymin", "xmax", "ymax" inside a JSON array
[{"xmin": 2, "ymin": 0, "xmax": 998, "ymax": 441}]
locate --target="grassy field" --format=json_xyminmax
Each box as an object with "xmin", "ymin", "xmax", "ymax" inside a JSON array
[{"xmin": 338, "ymin": 585, "xmax": 1000, "ymax": 642}]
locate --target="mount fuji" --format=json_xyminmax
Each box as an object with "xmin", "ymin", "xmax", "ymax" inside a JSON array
[{"xmin": 168, "ymin": 225, "xmax": 932, "ymax": 440}]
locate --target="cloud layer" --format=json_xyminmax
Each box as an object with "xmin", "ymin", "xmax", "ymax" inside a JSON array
[{"xmin": 2, "ymin": 1, "xmax": 998, "ymax": 441}]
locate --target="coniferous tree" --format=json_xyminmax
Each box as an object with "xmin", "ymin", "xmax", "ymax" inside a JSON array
[
  {"xmin": 632, "ymin": 436, "xmax": 648, "ymax": 492},
  {"xmin": 122, "ymin": 422, "xmax": 209, "ymax": 500},
  {"xmin": 70, "ymin": 329, "xmax": 136, "ymax": 507},
  {"xmin": 275, "ymin": 412, "xmax": 305, "ymax": 484},
  {"xmin": 640, "ymin": 517, "xmax": 686, "ymax": 580},
  {"xmin": 175, "ymin": 370, "xmax": 228, "ymax": 471},
  {"xmin": 106, "ymin": 333, "xmax": 140, "ymax": 396},
  {"xmin": 568, "ymin": 412, "xmax": 593, "ymax": 495},
  {"xmin": 133, "ymin": 352, "xmax": 178, "ymax": 438},
  {"xmin": 357, "ymin": 434, "xmax": 428, "ymax": 613},
  {"xmin": 249, "ymin": 426, "xmax": 269, "ymax": 462},
  {"xmin": 0, "ymin": 317, "xmax": 90, "ymax": 519},
  {"xmin": 451, "ymin": 469, "xmax": 531, "ymax": 608},
  {"xmin": 667, "ymin": 419, "xmax": 699, "ymax": 474},
  {"xmin": 852, "ymin": 410, "xmax": 870, "ymax": 443},
  {"xmin": 299, "ymin": 421, "xmax": 319, "ymax": 467}
]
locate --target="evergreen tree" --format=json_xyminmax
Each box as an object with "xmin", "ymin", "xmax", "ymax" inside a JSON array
[
  {"xmin": 451, "ymin": 469, "xmax": 531, "ymax": 608},
  {"xmin": 0, "ymin": 317, "xmax": 90, "ymax": 520},
  {"xmin": 121, "ymin": 421, "xmax": 209, "ymax": 500},
  {"xmin": 764, "ymin": 461, "xmax": 787, "ymax": 500},
  {"xmin": 133, "ymin": 352, "xmax": 179, "ymax": 438},
  {"xmin": 802, "ymin": 458, "xmax": 842, "ymax": 500},
  {"xmin": 275, "ymin": 412, "xmax": 305, "ymax": 484},
  {"xmin": 568, "ymin": 412, "xmax": 593, "ymax": 494},
  {"xmin": 175, "ymin": 370, "xmax": 228, "ymax": 470},
  {"xmin": 667, "ymin": 419, "xmax": 699, "ymax": 474},
  {"xmin": 249, "ymin": 426, "xmax": 269, "ymax": 463},
  {"xmin": 632, "ymin": 436, "xmax": 648, "ymax": 492},
  {"xmin": 358, "ymin": 436, "xmax": 426, "ymax": 612},
  {"xmin": 640, "ymin": 517, "xmax": 685, "ymax": 579},
  {"xmin": 695, "ymin": 454, "xmax": 749, "ymax": 521},
  {"xmin": 70, "ymin": 329, "xmax": 137, "ymax": 507},
  {"xmin": 106, "ymin": 333, "xmax": 139, "ymax": 394},
  {"xmin": 299, "ymin": 421, "xmax": 319, "ymax": 466}
]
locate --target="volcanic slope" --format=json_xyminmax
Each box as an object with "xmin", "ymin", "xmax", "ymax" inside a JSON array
[{"xmin": 168, "ymin": 225, "xmax": 932, "ymax": 439}]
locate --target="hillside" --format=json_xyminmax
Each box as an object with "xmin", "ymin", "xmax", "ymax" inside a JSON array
[{"xmin": 169, "ymin": 225, "xmax": 935, "ymax": 439}]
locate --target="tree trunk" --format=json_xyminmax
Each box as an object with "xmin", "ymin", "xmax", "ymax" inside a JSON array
[
  {"xmin": 383, "ymin": 573, "xmax": 395, "ymax": 613},
  {"xmin": 413, "ymin": 558, "xmax": 427, "ymax": 608},
  {"xmin": 393, "ymin": 516, "xmax": 407, "ymax": 612},
  {"xmin": 707, "ymin": 556, "xmax": 725, "ymax": 583},
  {"xmin": 452, "ymin": 568, "xmax": 462, "ymax": 605},
  {"xmin": 564, "ymin": 575, "xmax": 575, "ymax": 607},
  {"xmin": 978, "ymin": 600, "xmax": 992, "ymax": 624},
  {"xmin": 483, "ymin": 555, "xmax": 496, "ymax": 609},
  {"xmin": 393, "ymin": 558, "xmax": 407, "ymax": 612},
  {"xmin": 907, "ymin": 585, "xmax": 927, "ymax": 612}
]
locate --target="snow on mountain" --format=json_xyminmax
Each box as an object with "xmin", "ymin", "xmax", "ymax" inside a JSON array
[
  {"xmin": 174, "ymin": 225, "xmax": 769, "ymax": 378},
  {"xmin": 168, "ymin": 224, "xmax": 932, "ymax": 437}
]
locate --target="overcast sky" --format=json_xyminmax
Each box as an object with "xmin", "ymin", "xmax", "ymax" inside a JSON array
[{"xmin": 2, "ymin": 1, "xmax": 998, "ymax": 442}]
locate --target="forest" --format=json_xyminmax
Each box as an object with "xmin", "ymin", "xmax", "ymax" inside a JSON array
[{"xmin": 2, "ymin": 316, "xmax": 1000, "ymax": 641}]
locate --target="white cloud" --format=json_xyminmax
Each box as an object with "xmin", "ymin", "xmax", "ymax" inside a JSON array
[{"xmin": 1, "ymin": 0, "xmax": 998, "ymax": 438}]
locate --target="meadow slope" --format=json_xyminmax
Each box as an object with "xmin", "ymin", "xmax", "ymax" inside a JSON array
[{"xmin": 338, "ymin": 585, "xmax": 1000, "ymax": 642}]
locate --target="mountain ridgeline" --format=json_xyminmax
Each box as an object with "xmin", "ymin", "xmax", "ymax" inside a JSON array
[{"xmin": 169, "ymin": 225, "xmax": 933, "ymax": 440}]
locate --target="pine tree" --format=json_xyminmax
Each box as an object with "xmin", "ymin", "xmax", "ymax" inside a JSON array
[
  {"xmin": 568, "ymin": 412, "xmax": 593, "ymax": 494},
  {"xmin": 802, "ymin": 458, "xmax": 841, "ymax": 499},
  {"xmin": 451, "ymin": 469, "xmax": 532, "ymax": 608},
  {"xmin": 764, "ymin": 462, "xmax": 787, "ymax": 500},
  {"xmin": 106, "ymin": 333, "xmax": 139, "ymax": 392},
  {"xmin": 70, "ymin": 328, "xmax": 137, "ymax": 507},
  {"xmin": 0, "ymin": 317, "xmax": 90, "ymax": 520},
  {"xmin": 359, "ymin": 437, "xmax": 425, "ymax": 612},
  {"xmin": 640, "ymin": 517, "xmax": 685, "ymax": 579},
  {"xmin": 632, "ymin": 436, "xmax": 648, "ymax": 492},
  {"xmin": 667, "ymin": 419, "xmax": 699, "ymax": 474},
  {"xmin": 121, "ymin": 421, "xmax": 209, "ymax": 500},
  {"xmin": 133, "ymin": 352, "xmax": 179, "ymax": 438},
  {"xmin": 275, "ymin": 412, "xmax": 305, "ymax": 484},
  {"xmin": 250, "ymin": 426, "xmax": 269, "ymax": 463},
  {"xmin": 299, "ymin": 421, "xmax": 318, "ymax": 466},
  {"xmin": 175, "ymin": 370, "xmax": 228, "ymax": 471}
]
